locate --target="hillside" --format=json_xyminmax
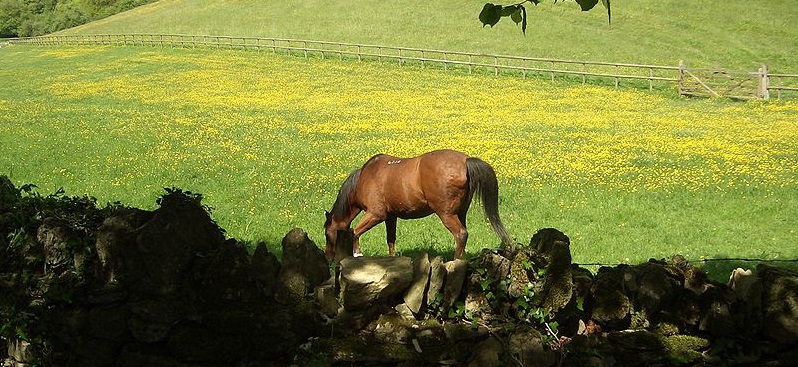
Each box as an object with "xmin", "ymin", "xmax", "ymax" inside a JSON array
[{"xmin": 59, "ymin": 0, "xmax": 798, "ymax": 72}]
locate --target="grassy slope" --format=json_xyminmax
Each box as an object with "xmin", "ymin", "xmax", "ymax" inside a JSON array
[{"xmin": 60, "ymin": 0, "xmax": 798, "ymax": 72}]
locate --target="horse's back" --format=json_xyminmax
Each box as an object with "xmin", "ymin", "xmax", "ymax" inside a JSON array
[
  {"xmin": 418, "ymin": 150, "xmax": 468, "ymax": 176},
  {"xmin": 362, "ymin": 150, "xmax": 468, "ymax": 181},
  {"xmin": 424, "ymin": 149, "xmax": 469, "ymax": 160},
  {"xmin": 356, "ymin": 150, "xmax": 471, "ymax": 218}
]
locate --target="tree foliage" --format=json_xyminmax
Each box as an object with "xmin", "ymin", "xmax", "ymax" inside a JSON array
[
  {"xmin": 0, "ymin": 0, "xmax": 155, "ymax": 38},
  {"xmin": 480, "ymin": 0, "xmax": 611, "ymax": 34}
]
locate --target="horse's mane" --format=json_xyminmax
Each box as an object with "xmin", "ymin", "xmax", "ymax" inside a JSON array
[{"xmin": 330, "ymin": 169, "xmax": 361, "ymax": 218}]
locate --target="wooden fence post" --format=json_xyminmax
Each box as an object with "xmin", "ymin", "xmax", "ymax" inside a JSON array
[
  {"xmin": 678, "ymin": 60, "xmax": 685, "ymax": 96},
  {"xmin": 759, "ymin": 64, "xmax": 770, "ymax": 99},
  {"xmin": 648, "ymin": 68, "xmax": 654, "ymax": 92}
]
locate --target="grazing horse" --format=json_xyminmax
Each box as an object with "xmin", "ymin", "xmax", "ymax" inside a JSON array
[{"xmin": 324, "ymin": 149, "xmax": 512, "ymax": 259}]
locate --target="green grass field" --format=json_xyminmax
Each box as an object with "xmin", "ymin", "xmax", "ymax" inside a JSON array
[
  {"xmin": 60, "ymin": 0, "xmax": 798, "ymax": 72},
  {"xmin": 2, "ymin": 0, "xmax": 797, "ymax": 276},
  {"xmin": 1, "ymin": 45, "xmax": 796, "ymax": 273}
]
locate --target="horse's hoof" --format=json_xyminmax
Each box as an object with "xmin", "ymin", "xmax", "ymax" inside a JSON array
[{"xmin": 353, "ymin": 252, "xmax": 364, "ymax": 258}]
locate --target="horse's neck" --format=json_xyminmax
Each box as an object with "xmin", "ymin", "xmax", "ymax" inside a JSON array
[
  {"xmin": 334, "ymin": 206, "xmax": 360, "ymax": 226},
  {"xmin": 331, "ymin": 169, "xmax": 361, "ymax": 221}
]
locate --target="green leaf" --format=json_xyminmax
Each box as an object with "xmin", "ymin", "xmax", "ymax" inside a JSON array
[
  {"xmin": 498, "ymin": 279, "xmax": 509, "ymax": 292},
  {"xmin": 522, "ymin": 259, "xmax": 533, "ymax": 270},
  {"xmin": 510, "ymin": 8, "xmax": 522, "ymax": 24},
  {"xmin": 537, "ymin": 268, "xmax": 548, "ymax": 277},
  {"xmin": 575, "ymin": 0, "xmax": 599, "ymax": 11},
  {"xmin": 501, "ymin": 5, "xmax": 516, "ymax": 16},
  {"xmin": 479, "ymin": 3, "xmax": 502, "ymax": 28}
]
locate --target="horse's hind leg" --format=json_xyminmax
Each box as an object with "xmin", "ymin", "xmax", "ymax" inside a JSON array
[
  {"xmin": 438, "ymin": 213, "xmax": 468, "ymax": 259},
  {"xmin": 386, "ymin": 216, "xmax": 397, "ymax": 256}
]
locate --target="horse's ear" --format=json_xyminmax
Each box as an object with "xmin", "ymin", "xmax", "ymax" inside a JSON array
[{"xmin": 324, "ymin": 210, "xmax": 331, "ymax": 220}]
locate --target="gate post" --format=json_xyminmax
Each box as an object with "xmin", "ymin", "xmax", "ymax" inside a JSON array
[
  {"xmin": 678, "ymin": 60, "xmax": 686, "ymax": 96},
  {"xmin": 758, "ymin": 64, "xmax": 770, "ymax": 99}
]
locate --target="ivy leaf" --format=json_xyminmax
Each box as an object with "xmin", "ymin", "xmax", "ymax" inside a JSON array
[
  {"xmin": 479, "ymin": 3, "xmax": 502, "ymax": 28},
  {"xmin": 501, "ymin": 5, "xmax": 518, "ymax": 17},
  {"xmin": 575, "ymin": 0, "xmax": 599, "ymax": 12},
  {"xmin": 510, "ymin": 7, "xmax": 523, "ymax": 24}
]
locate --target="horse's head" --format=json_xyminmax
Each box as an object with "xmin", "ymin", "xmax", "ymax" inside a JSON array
[
  {"xmin": 325, "ymin": 169, "xmax": 360, "ymax": 260},
  {"xmin": 323, "ymin": 210, "xmax": 348, "ymax": 260}
]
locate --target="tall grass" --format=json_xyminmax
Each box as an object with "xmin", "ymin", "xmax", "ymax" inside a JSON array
[
  {"xmin": 1, "ymin": 45, "xmax": 796, "ymax": 268},
  {"xmin": 59, "ymin": 0, "xmax": 798, "ymax": 72}
]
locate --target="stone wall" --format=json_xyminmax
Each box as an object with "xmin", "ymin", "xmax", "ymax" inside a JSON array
[{"xmin": 1, "ymin": 181, "xmax": 797, "ymax": 366}]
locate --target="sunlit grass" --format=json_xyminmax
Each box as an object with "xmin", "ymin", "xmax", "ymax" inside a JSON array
[
  {"xmin": 1, "ymin": 45, "xmax": 797, "ymax": 266},
  {"xmin": 60, "ymin": 0, "xmax": 798, "ymax": 72}
]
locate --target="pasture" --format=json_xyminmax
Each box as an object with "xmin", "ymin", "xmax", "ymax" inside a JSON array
[
  {"xmin": 1, "ymin": 45, "xmax": 796, "ymax": 269},
  {"xmin": 61, "ymin": 0, "xmax": 798, "ymax": 72}
]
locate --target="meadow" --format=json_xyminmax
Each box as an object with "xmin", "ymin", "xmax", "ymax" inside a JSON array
[
  {"xmin": 59, "ymin": 0, "xmax": 798, "ymax": 73},
  {"xmin": 1, "ymin": 45, "xmax": 796, "ymax": 270}
]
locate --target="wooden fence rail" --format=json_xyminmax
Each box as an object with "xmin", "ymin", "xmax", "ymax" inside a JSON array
[{"xmin": 8, "ymin": 33, "xmax": 798, "ymax": 100}]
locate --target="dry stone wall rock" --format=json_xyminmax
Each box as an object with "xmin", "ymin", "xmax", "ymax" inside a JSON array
[
  {"xmin": 339, "ymin": 256, "xmax": 413, "ymax": 311},
  {"xmin": 1, "ymin": 180, "xmax": 797, "ymax": 367}
]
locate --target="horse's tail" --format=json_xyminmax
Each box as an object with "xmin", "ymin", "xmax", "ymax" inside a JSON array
[{"xmin": 466, "ymin": 157, "xmax": 513, "ymax": 248}]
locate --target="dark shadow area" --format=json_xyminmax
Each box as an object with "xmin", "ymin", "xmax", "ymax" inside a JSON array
[
  {"xmin": 241, "ymin": 239, "xmax": 283, "ymax": 257},
  {"xmin": 399, "ymin": 247, "xmax": 456, "ymax": 261},
  {"xmin": 4, "ymin": 178, "xmax": 798, "ymax": 367}
]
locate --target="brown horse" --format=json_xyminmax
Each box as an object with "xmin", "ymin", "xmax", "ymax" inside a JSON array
[{"xmin": 324, "ymin": 149, "xmax": 512, "ymax": 259}]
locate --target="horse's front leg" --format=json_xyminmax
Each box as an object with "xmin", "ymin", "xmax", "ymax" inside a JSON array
[
  {"xmin": 352, "ymin": 212, "xmax": 385, "ymax": 257},
  {"xmin": 385, "ymin": 216, "xmax": 397, "ymax": 256}
]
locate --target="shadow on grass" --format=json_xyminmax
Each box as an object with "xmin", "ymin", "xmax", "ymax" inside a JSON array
[
  {"xmin": 396, "ymin": 241, "xmax": 512, "ymax": 262},
  {"xmin": 698, "ymin": 256, "xmax": 798, "ymax": 283},
  {"xmin": 397, "ymin": 247, "xmax": 457, "ymax": 262}
]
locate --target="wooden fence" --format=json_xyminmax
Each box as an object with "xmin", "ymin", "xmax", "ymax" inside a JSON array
[
  {"xmin": 8, "ymin": 33, "xmax": 798, "ymax": 100},
  {"xmin": 676, "ymin": 61, "xmax": 796, "ymax": 100}
]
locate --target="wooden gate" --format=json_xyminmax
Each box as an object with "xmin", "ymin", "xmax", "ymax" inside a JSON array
[{"xmin": 678, "ymin": 61, "xmax": 769, "ymax": 99}]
